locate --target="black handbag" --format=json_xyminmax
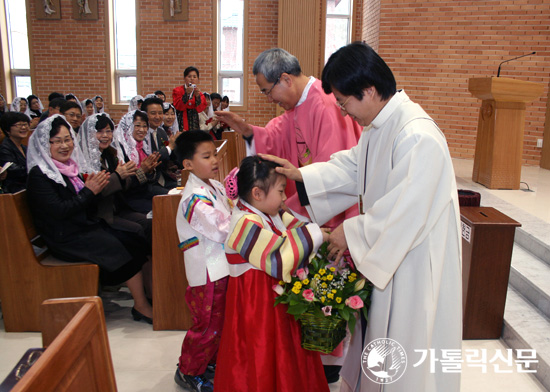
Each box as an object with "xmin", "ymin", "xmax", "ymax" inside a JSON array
[{"xmin": 0, "ymin": 348, "xmax": 44, "ymax": 391}]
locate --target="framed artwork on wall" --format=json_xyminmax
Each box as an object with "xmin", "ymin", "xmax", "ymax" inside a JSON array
[
  {"xmin": 36, "ymin": 0, "xmax": 61, "ymax": 20},
  {"xmin": 163, "ymin": 0, "xmax": 188, "ymax": 21},
  {"xmin": 73, "ymin": 0, "xmax": 99, "ymax": 20}
]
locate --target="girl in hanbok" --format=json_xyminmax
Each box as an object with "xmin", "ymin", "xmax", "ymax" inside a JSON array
[{"xmin": 214, "ymin": 156, "xmax": 330, "ymax": 392}]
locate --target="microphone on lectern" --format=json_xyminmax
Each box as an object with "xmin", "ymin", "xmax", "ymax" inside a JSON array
[{"xmin": 496, "ymin": 52, "xmax": 536, "ymax": 77}]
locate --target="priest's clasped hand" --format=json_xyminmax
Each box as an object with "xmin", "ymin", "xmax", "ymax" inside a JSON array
[
  {"xmin": 326, "ymin": 224, "xmax": 348, "ymax": 261},
  {"xmin": 257, "ymin": 154, "xmax": 303, "ymax": 182}
]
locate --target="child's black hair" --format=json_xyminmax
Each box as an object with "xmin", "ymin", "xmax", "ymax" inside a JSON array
[
  {"xmin": 237, "ymin": 156, "xmax": 282, "ymax": 204},
  {"xmin": 175, "ymin": 130, "xmax": 214, "ymax": 161}
]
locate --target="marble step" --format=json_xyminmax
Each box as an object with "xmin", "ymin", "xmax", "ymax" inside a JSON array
[
  {"xmin": 509, "ymin": 244, "xmax": 550, "ymax": 320},
  {"xmin": 502, "ymin": 287, "xmax": 550, "ymax": 391},
  {"xmin": 515, "ymin": 228, "xmax": 550, "ymax": 268}
]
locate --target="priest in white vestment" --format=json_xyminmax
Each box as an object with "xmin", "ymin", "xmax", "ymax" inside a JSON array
[{"xmin": 262, "ymin": 42, "xmax": 462, "ymax": 392}]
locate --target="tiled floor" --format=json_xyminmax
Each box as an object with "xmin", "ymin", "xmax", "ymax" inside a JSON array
[{"xmin": 1, "ymin": 158, "xmax": 549, "ymax": 391}]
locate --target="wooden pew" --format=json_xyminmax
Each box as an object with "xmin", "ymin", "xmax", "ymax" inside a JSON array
[
  {"xmin": 0, "ymin": 190, "xmax": 99, "ymax": 332},
  {"xmin": 11, "ymin": 297, "xmax": 117, "ymax": 392},
  {"xmin": 222, "ymin": 130, "xmax": 247, "ymax": 171},
  {"xmin": 152, "ymin": 138, "xmax": 235, "ymax": 330}
]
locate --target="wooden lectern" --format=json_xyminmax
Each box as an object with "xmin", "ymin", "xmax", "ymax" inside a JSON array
[{"xmin": 468, "ymin": 77, "xmax": 543, "ymax": 189}]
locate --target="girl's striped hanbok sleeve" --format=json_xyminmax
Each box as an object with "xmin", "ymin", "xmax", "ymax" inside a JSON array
[{"xmin": 226, "ymin": 214, "xmax": 322, "ymax": 282}]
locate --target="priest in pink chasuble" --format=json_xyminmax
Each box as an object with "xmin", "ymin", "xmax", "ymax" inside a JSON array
[
  {"xmin": 215, "ymin": 48, "xmax": 362, "ymax": 227},
  {"xmin": 262, "ymin": 42, "xmax": 462, "ymax": 392}
]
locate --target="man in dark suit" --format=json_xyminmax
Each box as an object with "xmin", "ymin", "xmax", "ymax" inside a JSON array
[{"xmin": 141, "ymin": 97, "xmax": 181, "ymax": 190}]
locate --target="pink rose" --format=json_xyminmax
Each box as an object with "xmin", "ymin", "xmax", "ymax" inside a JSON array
[
  {"xmin": 272, "ymin": 284, "xmax": 284, "ymax": 295},
  {"xmin": 302, "ymin": 289, "xmax": 315, "ymax": 302},
  {"xmin": 345, "ymin": 295, "xmax": 364, "ymax": 309},
  {"xmin": 322, "ymin": 306, "xmax": 332, "ymax": 316},
  {"xmin": 296, "ymin": 267, "xmax": 309, "ymax": 281}
]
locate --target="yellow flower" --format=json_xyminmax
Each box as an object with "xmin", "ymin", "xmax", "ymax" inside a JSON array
[
  {"xmin": 329, "ymin": 267, "xmax": 336, "ymax": 272},
  {"xmin": 327, "ymin": 274, "xmax": 334, "ymax": 281},
  {"xmin": 322, "ymin": 276, "xmax": 327, "ymax": 281},
  {"xmin": 302, "ymin": 279, "xmax": 310, "ymax": 285},
  {"xmin": 321, "ymin": 282, "xmax": 328, "ymax": 288},
  {"xmin": 293, "ymin": 282, "xmax": 302, "ymax": 289},
  {"xmin": 336, "ymin": 297, "xmax": 342, "ymax": 303},
  {"xmin": 321, "ymin": 296, "xmax": 326, "ymax": 303},
  {"xmin": 327, "ymin": 293, "xmax": 334, "ymax": 299},
  {"xmin": 319, "ymin": 269, "xmax": 326, "ymax": 275},
  {"xmin": 314, "ymin": 274, "xmax": 320, "ymax": 279},
  {"xmin": 292, "ymin": 287, "xmax": 301, "ymax": 294},
  {"xmin": 348, "ymin": 276, "xmax": 356, "ymax": 282},
  {"xmin": 279, "ymin": 281, "xmax": 285, "ymax": 286},
  {"xmin": 331, "ymin": 289, "xmax": 337, "ymax": 294},
  {"xmin": 350, "ymin": 272, "xmax": 357, "ymax": 278}
]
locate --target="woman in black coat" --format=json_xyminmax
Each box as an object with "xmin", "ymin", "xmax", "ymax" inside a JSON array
[
  {"xmin": 26, "ymin": 115, "xmax": 153, "ymax": 323},
  {"xmin": 0, "ymin": 112, "xmax": 30, "ymax": 193},
  {"xmin": 77, "ymin": 113, "xmax": 152, "ymax": 252}
]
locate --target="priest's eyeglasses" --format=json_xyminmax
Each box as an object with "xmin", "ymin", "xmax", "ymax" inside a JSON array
[
  {"xmin": 336, "ymin": 96, "xmax": 352, "ymax": 111},
  {"xmin": 261, "ymin": 76, "xmax": 281, "ymax": 97}
]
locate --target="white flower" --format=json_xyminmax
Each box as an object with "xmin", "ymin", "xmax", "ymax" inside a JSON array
[{"xmin": 272, "ymin": 284, "xmax": 284, "ymax": 295}]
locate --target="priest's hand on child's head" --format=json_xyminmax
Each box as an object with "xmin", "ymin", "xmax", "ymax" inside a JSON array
[{"xmin": 258, "ymin": 154, "xmax": 303, "ymax": 182}]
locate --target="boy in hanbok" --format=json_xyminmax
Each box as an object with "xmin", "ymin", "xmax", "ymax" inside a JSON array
[
  {"xmin": 214, "ymin": 156, "xmax": 330, "ymax": 392},
  {"xmin": 174, "ymin": 131, "xmax": 231, "ymax": 392}
]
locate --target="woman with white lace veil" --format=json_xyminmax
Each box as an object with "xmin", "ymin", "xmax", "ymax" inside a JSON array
[
  {"xmin": 65, "ymin": 93, "xmax": 84, "ymax": 111},
  {"xmin": 78, "ymin": 113, "xmax": 124, "ymax": 173},
  {"xmin": 128, "ymin": 95, "xmax": 144, "ymax": 112},
  {"xmin": 27, "ymin": 95, "xmax": 44, "ymax": 118},
  {"xmin": 162, "ymin": 102, "xmax": 179, "ymax": 136},
  {"xmin": 26, "ymin": 114, "xmax": 153, "ymax": 323},
  {"xmin": 10, "ymin": 97, "xmax": 31, "ymax": 120},
  {"xmin": 77, "ymin": 112, "xmax": 152, "ymax": 260},
  {"xmin": 115, "ymin": 110, "xmax": 167, "ymax": 214},
  {"xmin": 82, "ymin": 98, "xmax": 94, "ymax": 118},
  {"xmin": 27, "ymin": 95, "xmax": 44, "ymax": 129},
  {"xmin": 93, "ymin": 95, "xmax": 105, "ymax": 113}
]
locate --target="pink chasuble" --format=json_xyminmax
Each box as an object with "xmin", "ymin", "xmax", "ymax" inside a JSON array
[{"xmin": 252, "ymin": 79, "xmax": 362, "ymax": 227}]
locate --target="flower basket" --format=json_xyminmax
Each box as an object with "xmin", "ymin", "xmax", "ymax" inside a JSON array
[
  {"xmin": 298, "ymin": 311, "xmax": 347, "ymax": 354},
  {"xmin": 274, "ymin": 242, "xmax": 374, "ymax": 354}
]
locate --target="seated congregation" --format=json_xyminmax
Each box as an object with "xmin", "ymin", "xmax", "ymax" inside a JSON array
[{"xmin": 0, "ymin": 67, "xmax": 232, "ymax": 325}]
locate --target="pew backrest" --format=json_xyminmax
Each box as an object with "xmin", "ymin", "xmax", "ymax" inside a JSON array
[{"xmin": 11, "ymin": 297, "xmax": 117, "ymax": 392}]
